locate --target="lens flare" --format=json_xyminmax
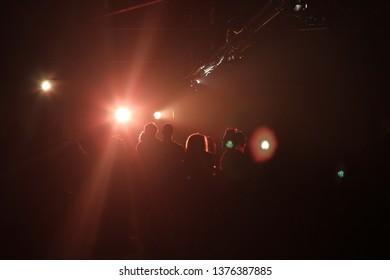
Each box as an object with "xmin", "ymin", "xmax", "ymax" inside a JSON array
[
  {"xmin": 115, "ymin": 107, "xmax": 131, "ymax": 123},
  {"xmin": 226, "ymin": 140, "xmax": 234, "ymax": 149},
  {"xmin": 249, "ymin": 127, "xmax": 277, "ymax": 163},
  {"xmin": 154, "ymin": 111, "xmax": 162, "ymax": 120},
  {"xmin": 337, "ymin": 170, "xmax": 345, "ymax": 178},
  {"xmin": 335, "ymin": 162, "xmax": 346, "ymax": 182},
  {"xmin": 261, "ymin": 140, "xmax": 270, "ymax": 150},
  {"xmin": 41, "ymin": 80, "xmax": 52, "ymax": 91}
]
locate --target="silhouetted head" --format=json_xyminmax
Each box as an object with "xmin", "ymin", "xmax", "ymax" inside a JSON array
[
  {"xmin": 234, "ymin": 130, "xmax": 247, "ymax": 153},
  {"xmin": 222, "ymin": 127, "xmax": 236, "ymax": 149},
  {"xmin": 162, "ymin": 123, "xmax": 173, "ymax": 141},
  {"xmin": 186, "ymin": 133, "xmax": 207, "ymax": 153},
  {"xmin": 143, "ymin": 122, "xmax": 158, "ymax": 138}
]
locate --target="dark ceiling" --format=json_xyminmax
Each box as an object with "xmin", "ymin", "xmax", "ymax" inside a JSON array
[
  {"xmin": 2, "ymin": 0, "xmax": 389, "ymax": 154},
  {"xmin": 3, "ymin": 0, "xmax": 387, "ymax": 82}
]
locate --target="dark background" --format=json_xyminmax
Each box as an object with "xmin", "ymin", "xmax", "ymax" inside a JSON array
[{"xmin": 0, "ymin": 0, "xmax": 389, "ymax": 259}]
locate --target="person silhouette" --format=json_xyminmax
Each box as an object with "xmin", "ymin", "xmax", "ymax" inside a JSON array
[
  {"xmin": 161, "ymin": 123, "xmax": 185, "ymax": 184},
  {"xmin": 206, "ymin": 136, "xmax": 219, "ymax": 178},
  {"xmin": 134, "ymin": 123, "xmax": 166, "ymax": 256},
  {"xmin": 206, "ymin": 136, "xmax": 217, "ymax": 160},
  {"xmin": 135, "ymin": 122, "xmax": 164, "ymax": 185},
  {"xmin": 179, "ymin": 133, "xmax": 215, "ymax": 257},
  {"xmin": 182, "ymin": 133, "xmax": 215, "ymax": 187},
  {"xmin": 220, "ymin": 129, "xmax": 251, "ymax": 187},
  {"xmin": 218, "ymin": 129, "xmax": 257, "ymax": 259},
  {"xmin": 222, "ymin": 127, "xmax": 236, "ymax": 150}
]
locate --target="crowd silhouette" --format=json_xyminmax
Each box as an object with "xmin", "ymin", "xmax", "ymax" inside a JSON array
[{"xmin": 0, "ymin": 120, "xmax": 389, "ymax": 260}]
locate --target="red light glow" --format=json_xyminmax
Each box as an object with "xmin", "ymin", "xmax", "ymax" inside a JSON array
[{"xmin": 249, "ymin": 127, "xmax": 278, "ymax": 163}]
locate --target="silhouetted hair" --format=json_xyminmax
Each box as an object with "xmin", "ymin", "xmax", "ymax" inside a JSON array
[
  {"xmin": 143, "ymin": 122, "xmax": 158, "ymax": 137},
  {"xmin": 162, "ymin": 123, "xmax": 173, "ymax": 138},
  {"xmin": 234, "ymin": 130, "xmax": 246, "ymax": 147},
  {"xmin": 222, "ymin": 127, "xmax": 235, "ymax": 148},
  {"xmin": 206, "ymin": 136, "xmax": 217, "ymax": 154},
  {"xmin": 186, "ymin": 133, "xmax": 207, "ymax": 153}
]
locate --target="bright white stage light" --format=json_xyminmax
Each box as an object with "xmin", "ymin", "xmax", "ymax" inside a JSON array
[
  {"xmin": 115, "ymin": 107, "xmax": 131, "ymax": 123},
  {"xmin": 154, "ymin": 111, "xmax": 162, "ymax": 120},
  {"xmin": 41, "ymin": 80, "xmax": 52, "ymax": 92},
  {"xmin": 261, "ymin": 140, "xmax": 270, "ymax": 150}
]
